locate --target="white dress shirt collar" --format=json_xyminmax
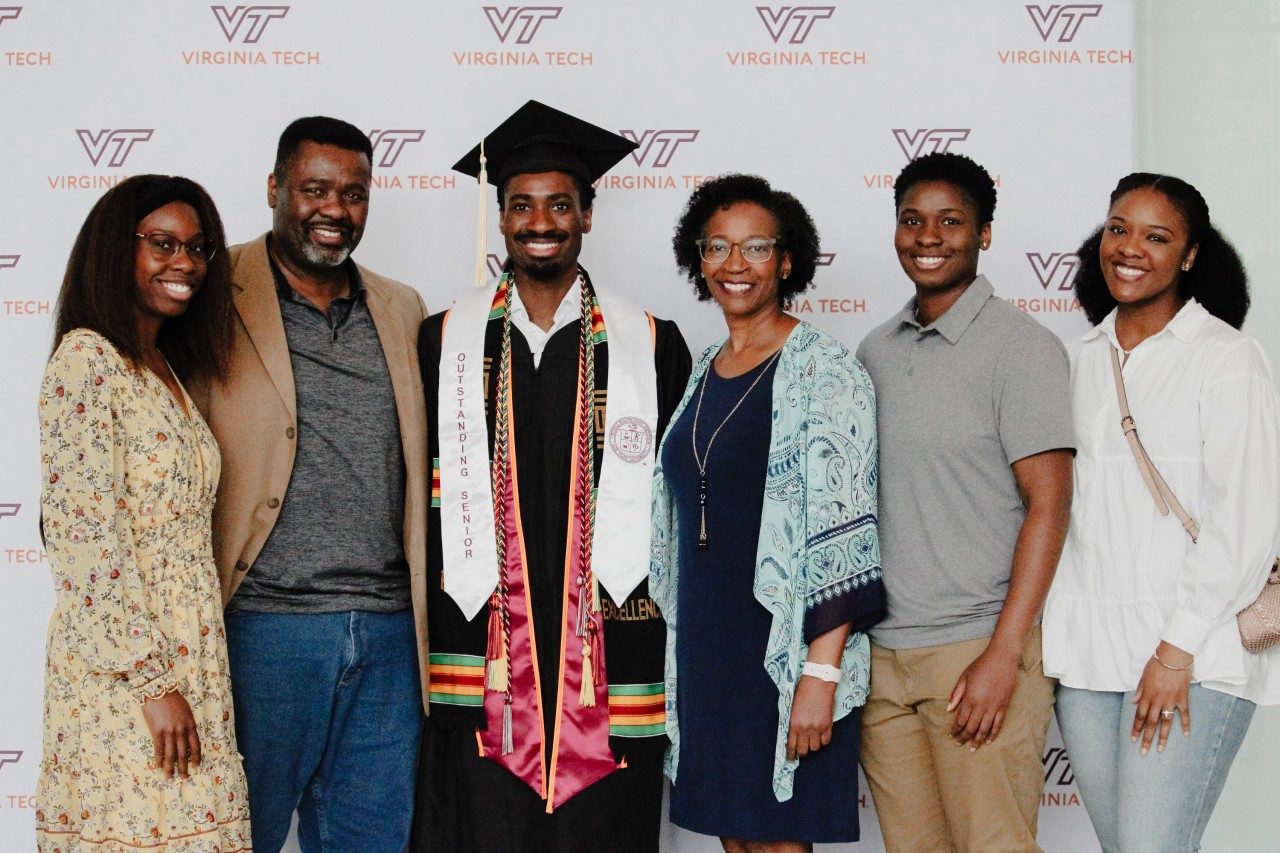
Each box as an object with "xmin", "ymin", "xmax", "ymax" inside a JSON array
[{"xmin": 510, "ymin": 277, "xmax": 582, "ymax": 369}]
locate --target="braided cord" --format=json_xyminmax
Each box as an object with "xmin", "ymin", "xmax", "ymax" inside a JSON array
[
  {"xmin": 490, "ymin": 275, "xmax": 514, "ymax": 700},
  {"xmin": 575, "ymin": 279, "xmax": 598, "ymax": 638}
]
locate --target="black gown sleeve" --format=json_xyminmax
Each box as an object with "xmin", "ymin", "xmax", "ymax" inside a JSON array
[{"xmin": 651, "ymin": 317, "xmax": 693, "ymax": 441}]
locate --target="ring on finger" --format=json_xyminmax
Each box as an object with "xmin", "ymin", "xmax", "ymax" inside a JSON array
[{"xmin": 1160, "ymin": 708, "xmax": 1174, "ymax": 720}]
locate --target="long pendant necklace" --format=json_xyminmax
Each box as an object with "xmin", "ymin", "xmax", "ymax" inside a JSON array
[{"xmin": 690, "ymin": 347, "xmax": 782, "ymax": 550}]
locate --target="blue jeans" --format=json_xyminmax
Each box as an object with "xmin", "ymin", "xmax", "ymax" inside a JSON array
[
  {"xmin": 1055, "ymin": 683, "xmax": 1255, "ymax": 853},
  {"xmin": 224, "ymin": 609, "xmax": 423, "ymax": 853}
]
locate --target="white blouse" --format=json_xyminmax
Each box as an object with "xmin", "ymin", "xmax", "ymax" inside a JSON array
[{"xmin": 1043, "ymin": 299, "xmax": 1280, "ymax": 704}]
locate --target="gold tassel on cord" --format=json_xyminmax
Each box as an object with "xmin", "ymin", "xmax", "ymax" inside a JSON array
[
  {"xmin": 473, "ymin": 140, "xmax": 489, "ymax": 287},
  {"xmin": 487, "ymin": 646, "xmax": 509, "ymax": 693}
]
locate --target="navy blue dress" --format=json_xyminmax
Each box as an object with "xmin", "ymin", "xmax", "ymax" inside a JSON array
[{"xmin": 662, "ymin": 355, "xmax": 861, "ymax": 843}]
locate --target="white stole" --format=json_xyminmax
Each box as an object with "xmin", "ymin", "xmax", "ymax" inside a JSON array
[{"xmin": 438, "ymin": 276, "xmax": 659, "ymax": 620}]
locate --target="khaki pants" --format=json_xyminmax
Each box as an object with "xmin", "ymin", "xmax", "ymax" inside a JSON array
[{"xmin": 860, "ymin": 627, "xmax": 1055, "ymax": 853}]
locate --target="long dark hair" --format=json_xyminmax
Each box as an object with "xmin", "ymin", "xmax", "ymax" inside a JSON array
[
  {"xmin": 52, "ymin": 174, "xmax": 234, "ymax": 382},
  {"xmin": 1074, "ymin": 173, "xmax": 1249, "ymax": 328}
]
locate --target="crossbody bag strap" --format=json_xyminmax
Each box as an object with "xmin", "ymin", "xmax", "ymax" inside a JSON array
[{"xmin": 1110, "ymin": 345, "xmax": 1201, "ymax": 542}]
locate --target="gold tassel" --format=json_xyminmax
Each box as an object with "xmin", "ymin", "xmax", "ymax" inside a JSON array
[
  {"xmin": 487, "ymin": 647, "xmax": 509, "ymax": 692},
  {"xmin": 473, "ymin": 139, "xmax": 489, "ymax": 287}
]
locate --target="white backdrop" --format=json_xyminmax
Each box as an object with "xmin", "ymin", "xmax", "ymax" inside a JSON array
[{"xmin": 0, "ymin": 1, "xmax": 1166, "ymax": 849}]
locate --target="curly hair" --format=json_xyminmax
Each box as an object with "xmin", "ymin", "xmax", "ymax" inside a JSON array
[
  {"xmin": 1073, "ymin": 173, "xmax": 1249, "ymax": 328},
  {"xmin": 893, "ymin": 152, "xmax": 997, "ymax": 224},
  {"xmin": 671, "ymin": 173, "xmax": 820, "ymax": 307},
  {"xmin": 52, "ymin": 175, "xmax": 234, "ymax": 383}
]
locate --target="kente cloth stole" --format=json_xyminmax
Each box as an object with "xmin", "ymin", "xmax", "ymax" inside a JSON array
[{"xmin": 436, "ymin": 272, "xmax": 658, "ymax": 809}]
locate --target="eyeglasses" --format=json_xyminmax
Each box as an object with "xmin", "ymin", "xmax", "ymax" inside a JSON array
[
  {"xmin": 135, "ymin": 232, "xmax": 217, "ymax": 265},
  {"xmin": 695, "ymin": 237, "xmax": 779, "ymax": 265}
]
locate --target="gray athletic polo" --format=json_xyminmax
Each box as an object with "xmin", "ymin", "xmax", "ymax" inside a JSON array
[{"xmin": 856, "ymin": 276, "xmax": 1073, "ymax": 649}]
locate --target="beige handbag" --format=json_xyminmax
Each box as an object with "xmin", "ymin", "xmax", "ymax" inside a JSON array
[{"xmin": 1110, "ymin": 346, "xmax": 1280, "ymax": 653}]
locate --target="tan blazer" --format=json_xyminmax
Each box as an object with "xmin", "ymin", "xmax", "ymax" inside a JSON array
[{"xmin": 195, "ymin": 234, "xmax": 430, "ymax": 711}]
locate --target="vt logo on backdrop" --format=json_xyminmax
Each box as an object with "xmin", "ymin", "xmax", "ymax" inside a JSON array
[
  {"xmin": 368, "ymin": 130, "xmax": 426, "ymax": 169},
  {"xmin": 891, "ymin": 129, "xmax": 972, "ymax": 161},
  {"xmin": 621, "ymin": 130, "xmax": 700, "ymax": 169},
  {"xmin": 999, "ymin": 3, "xmax": 1129, "ymax": 64},
  {"xmin": 455, "ymin": 6, "xmax": 588, "ymax": 66},
  {"xmin": 599, "ymin": 129, "xmax": 703, "ymax": 191},
  {"xmin": 1026, "ymin": 4, "xmax": 1103, "ymax": 42},
  {"xmin": 483, "ymin": 6, "xmax": 561, "ymax": 44},
  {"xmin": 755, "ymin": 6, "xmax": 835, "ymax": 44},
  {"xmin": 1026, "ymin": 253, "xmax": 1080, "ymax": 292},
  {"xmin": 728, "ymin": 5, "xmax": 862, "ymax": 65},
  {"xmin": 184, "ymin": 5, "xmax": 317, "ymax": 65},
  {"xmin": 212, "ymin": 5, "xmax": 290, "ymax": 44},
  {"xmin": 75, "ymin": 130, "xmax": 154, "ymax": 168},
  {"xmin": 365, "ymin": 129, "xmax": 455, "ymax": 191}
]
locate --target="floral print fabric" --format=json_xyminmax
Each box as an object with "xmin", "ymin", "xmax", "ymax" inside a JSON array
[{"xmin": 36, "ymin": 329, "xmax": 250, "ymax": 852}]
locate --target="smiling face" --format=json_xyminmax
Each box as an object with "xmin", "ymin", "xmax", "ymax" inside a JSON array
[
  {"xmin": 133, "ymin": 201, "xmax": 206, "ymax": 325},
  {"xmin": 268, "ymin": 140, "xmax": 371, "ymax": 271},
  {"xmin": 700, "ymin": 201, "xmax": 791, "ymax": 321},
  {"xmin": 894, "ymin": 179, "xmax": 990, "ymax": 296},
  {"xmin": 498, "ymin": 171, "xmax": 592, "ymax": 282},
  {"xmin": 1100, "ymin": 186, "xmax": 1198, "ymax": 315}
]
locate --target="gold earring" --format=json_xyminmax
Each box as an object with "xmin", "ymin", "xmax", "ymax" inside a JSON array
[{"xmin": 1181, "ymin": 263, "xmax": 1191, "ymax": 272}]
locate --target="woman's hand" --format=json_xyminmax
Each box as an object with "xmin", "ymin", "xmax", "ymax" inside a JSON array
[
  {"xmin": 948, "ymin": 641, "xmax": 1020, "ymax": 750},
  {"xmin": 787, "ymin": 674, "xmax": 838, "ymax": 760},
  {"xmin": 1132, "ymin": 641, "xmax": 1192, "ymax": 755},
  {"xmin": 142, "ymin": 690, "xmax": 202, "ymax": 779}
]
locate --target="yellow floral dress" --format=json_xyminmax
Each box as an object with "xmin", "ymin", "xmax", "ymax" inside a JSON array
[{"xmin": 36, "ymin": 329, "xmax": 251, "ymax": 852}]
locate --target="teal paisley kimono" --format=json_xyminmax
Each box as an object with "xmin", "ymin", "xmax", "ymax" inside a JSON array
[{"xmin": 650, "ymin": 322, "xmax": 885, "ymax": 802}]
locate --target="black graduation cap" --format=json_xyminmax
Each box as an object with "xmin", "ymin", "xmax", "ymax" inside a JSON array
[{"xmin": 453, "ymin": 100, "xmax": 638, "ymax": 188}]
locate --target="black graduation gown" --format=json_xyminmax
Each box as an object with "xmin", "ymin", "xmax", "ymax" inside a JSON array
[{"xmin": 411, "ymin": 280, "xmax": 691, "ymax": 853}]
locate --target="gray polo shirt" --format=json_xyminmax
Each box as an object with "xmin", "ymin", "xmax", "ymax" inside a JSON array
[
  {"xmin": 856, "ymin": 276, "xmax": 1073, "ymax": 649},
  {"xmin": 230, "ymin": 251, "xmax": 410, "ymax": 614}
]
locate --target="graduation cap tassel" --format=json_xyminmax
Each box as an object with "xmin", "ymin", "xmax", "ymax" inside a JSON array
[{"xmin": 473, "ymin": 139, "xmax": 488, "ymax": 288}]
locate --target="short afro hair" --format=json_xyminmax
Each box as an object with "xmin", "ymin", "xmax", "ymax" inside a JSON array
[
  {"xmin": 672, "ymin": 173, "xmax": 821, "ymax": 308},
  {"xmin": 1074, "ymin": 172, "xmax": 1249, "ymax": 328},
  {"xmin": 893, "ymin": 152, "xmax": 997, "ymax": 224},
  {"xmin": 273, "ymin": 116, "xmax": 373, "ymax": 178},
  {"xmin": 496, "ymin": 173, "xmax": 596, "ymax": 212}
]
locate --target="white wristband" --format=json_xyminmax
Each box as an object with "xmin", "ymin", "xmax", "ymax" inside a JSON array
[{"xmin": 801, "ymin": 661, "xmax": 841, "ymax": 683}]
